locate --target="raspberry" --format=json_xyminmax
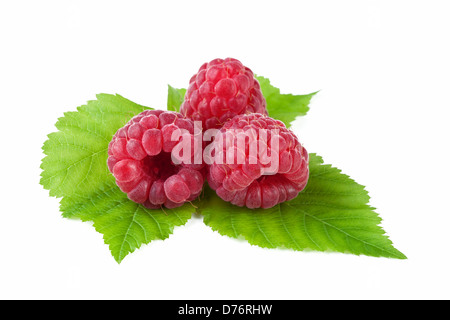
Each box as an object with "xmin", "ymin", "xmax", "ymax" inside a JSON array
[
  {"xmin": 206, "ymin": 113, "xmax": 309, "ymax": 209},
  {"xmin": 180, "ymin": 58, "xmax": 268, "ymax": 130},
  {"xmin": 107, "ymin": 110, "xmax": 205, "ymax": 209}
]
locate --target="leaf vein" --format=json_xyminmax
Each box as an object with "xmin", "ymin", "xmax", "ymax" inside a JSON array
[{"xmin": 276, "ymin": 205, "xmax": 302, "ymax": 250}]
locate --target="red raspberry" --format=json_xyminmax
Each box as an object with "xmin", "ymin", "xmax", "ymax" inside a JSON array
[
  {"xmin": 107, "ymin": 110, "xmax": 205, "ymax": 209},
  {"xmin": 180, "ymin": 58, "xmax": 268, "ymax": 130},
  {"xmin": 206, "ymin": 113, "xmax": 309, "ymax": 209}
]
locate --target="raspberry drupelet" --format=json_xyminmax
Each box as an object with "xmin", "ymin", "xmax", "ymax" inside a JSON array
[
  {"xmin": 107, "ymin": 110, "xmax": 205, "ymax": 209},
  {"xmin": 180, "ymin": 58, "xmax": 268, "ymax": 130},
  {"xmin": 207, "ymin": 113, "xmax": 309, "ymax": 209}
]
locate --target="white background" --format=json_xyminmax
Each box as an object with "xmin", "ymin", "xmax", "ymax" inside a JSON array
[{"xmin": 1, "ymin": 0, "xmax": 449, "ymax": 300}]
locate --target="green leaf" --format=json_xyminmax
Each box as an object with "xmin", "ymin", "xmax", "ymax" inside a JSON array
[
  {"xmin": 60, "ymin": 180, "xmax": 192, "ymax": 263},
  {"xmin": 167, "ymin": 85, "xmax": 186, "ymax": 112},
  {"xmin": 198, "ymin": 153, "xmax": 406, "ymax": 259},
  {"xmin": 40, "ymin": 94, "xmax": 149, "ymax": 198},
  {"xmin": 41, "ymin": 94, "xmax": 193, "ymax": 263},
  {"xmin": 256, "ymin": 75, "xmax": 318, "ymax": 127}
]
